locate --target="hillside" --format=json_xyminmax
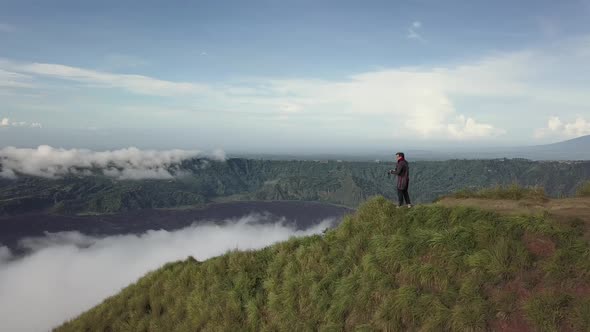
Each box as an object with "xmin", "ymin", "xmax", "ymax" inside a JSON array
[
  {"xmin": 434, "ymin": 135, "xmax": 590, "ymax": 160},
  {"xmin": 537, "ymin": 134, "xmax": 590, "ymax": 152},
  {"xmin": 2, "ymin": 158, "xmax": 590, "ymax": 215},
  {"xmin": 55, "ymin": 194, "xmax": 590, "ymax": 331}
]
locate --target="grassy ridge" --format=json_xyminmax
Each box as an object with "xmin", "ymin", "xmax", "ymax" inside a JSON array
[
  {"xmin": 55, "ymin": 196, "xmax": 590, "ymax": 331},
  {"xmin": 446, "ymin": 183, "xmax": 548, "ymax": 201}
]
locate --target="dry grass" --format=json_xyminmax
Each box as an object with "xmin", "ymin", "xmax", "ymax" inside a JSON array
[{"xmin": 446, "ymin": 184, "xmax": 547, "ymax": 202}]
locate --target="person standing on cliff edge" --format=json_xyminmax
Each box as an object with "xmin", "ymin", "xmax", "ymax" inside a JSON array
[{"xmin": 388, "ymin": 152, "xmax": 412, "ymax": 208}]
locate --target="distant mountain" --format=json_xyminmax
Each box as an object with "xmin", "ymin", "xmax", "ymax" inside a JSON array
[
  {"xmin": 397, "ymin": 135, "xmax": 590, "ymax": 161},
  {"xmin": 505, "ymin": 135, "xmax": 590, "ymax": 160},
  {"xmin": 533, "ymin": 134, "xmax": 590, "ymax": 151}
]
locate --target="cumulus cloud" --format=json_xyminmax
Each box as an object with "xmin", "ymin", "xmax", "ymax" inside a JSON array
[
  {"xmin": 448, "ymin": 115, "xmax": 506, "ymax": 139},
  {"xmin": 261, "ymin": 67, "xmax": 506, "ymax": 139},
  {"xmin": 0, "ymin": 214, "xmax": 335, "ymax": 332},
  {"xmin": 3, "ymin": 36, "xmax": 590, "ymax": 143},
  {"xmin": 535, "ymin": 116, "xmax": 590, "ymax": 139},
  {"xmin": 0, "ymin": 146, "xmax": 225, "ymax": 179}
]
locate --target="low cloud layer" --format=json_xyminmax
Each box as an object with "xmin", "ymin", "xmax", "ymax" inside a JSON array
[
  {"xmin": 0, "ymin": 117, "xmax": 41, "ymax": 128},
  {"xmin": 0, "ymin": 145, "xmax": 225, "ymax": 179},
  {"xmin": 0, "ymin": 215, "xmax": 335, "ymax": 332}
]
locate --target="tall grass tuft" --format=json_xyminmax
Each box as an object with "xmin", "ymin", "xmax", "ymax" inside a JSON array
[{"xmin": 576, "ymin": 181, "xmax": 590, "ymax": 197}]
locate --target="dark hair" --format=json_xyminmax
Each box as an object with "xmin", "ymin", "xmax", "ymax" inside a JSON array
[{"xmin": 396, "ymin": 152, "xmax": 405, "ymax": 158}]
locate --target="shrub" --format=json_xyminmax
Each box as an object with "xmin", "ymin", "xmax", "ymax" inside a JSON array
[{"xmin": 576, "ymin": 181, "xmax": 590, "ymax": 197}]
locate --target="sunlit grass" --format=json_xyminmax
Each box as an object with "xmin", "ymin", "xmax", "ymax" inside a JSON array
[
  {"xmin": 55, "ymin": 195, "xmax": 590, "ymax": 331},
  {"xmin": 448, "ymin": 183, "xmax": 547, "ymax": 201}
]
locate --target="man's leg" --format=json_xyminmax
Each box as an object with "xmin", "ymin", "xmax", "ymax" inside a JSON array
[
  {"xmin": 397, "ymin": 189, "xmax": 404, "ymax": 206},
  {"xmin": 403, "ymin": 189, "xmax": 411, "ymax": 205}
]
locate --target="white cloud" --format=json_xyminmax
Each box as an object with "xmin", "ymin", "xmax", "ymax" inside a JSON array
[
  {"xmin": 0, "ymin": 146, "xmax": 225, "ymax": 179},
  {"xmin": 407, "ymin": 21, "xmax": 425, "ymax": 41},
  {"xmin": 0, "ymin": 215, "xmax": 335, "ymax": 332},
  {"xmin": 535, "ymin": 116, "xmax": 590, "ymax": 139},
  {"xmin": 211, "ymin": 148, "xmax": 227, "ymax": 160},
  {"xmin": 0, "ymin": 60, "xmax": 212, "ymax": 96},
  {"xmin": 448, "ymin": 115, "xmax": 506, "ymax": 139},
  {"xmin": 257, "ymin": 67, "xmax": 506, "ymax": 139},
  {"xmin": 0, "ymin": 69, "xmax": 33, "ymax": 88},
  {"xmin": 2, "ymin": 36, "xmax": 590, "ymax": 143},
  {"xmin": 548, "ymin": 116, "xmax": 563, "ymax": 131},
  {"xmin": 0, "ymin": 117, "xmax": 42, "ymax": 128}
]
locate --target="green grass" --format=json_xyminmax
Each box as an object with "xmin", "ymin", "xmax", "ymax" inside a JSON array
[
  {"xmin": 447, "ymin": 184, "xmax": 547, "ymax": 201},
  {"xmin": 55, "ymin": 196, "xmax": 590, "ymax": 331},
  {"xmin": 576, "ymin": 181, "xmax": 590, "ymax": 197}
]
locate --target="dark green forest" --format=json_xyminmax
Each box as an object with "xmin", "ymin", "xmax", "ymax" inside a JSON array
[{"xmin": 1, "ymin": 158, "xmax": 590, "ymax": 215}]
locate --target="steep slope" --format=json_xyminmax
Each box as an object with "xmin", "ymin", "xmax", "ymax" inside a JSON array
[{"xmin": 55, "ymin": 195, "xmax": 590, "ymax": 331}]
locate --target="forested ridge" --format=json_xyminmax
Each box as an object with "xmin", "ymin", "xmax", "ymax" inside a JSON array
[{"xmin": 1, "ymin": 158, "xmax": 589, "ymax": 215}]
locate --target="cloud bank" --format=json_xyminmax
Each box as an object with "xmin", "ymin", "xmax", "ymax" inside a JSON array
[
  {"xmin": 3, "ymin": 36, "xmax": 590, "ymax": 143},
  {"xmin": 535, "ymin": 116, "xmax": 590, "ymax": 139},
  {"xmin": 0, "ymin": 146, "xmax": 224, "ymax": 179},
  {"xmin": 0, "ymin": 215, "xmax": 335, "ymax": 332},
  {"xmin": 0, "ymin": 117, "xmax": 42, "ymax": 128}
]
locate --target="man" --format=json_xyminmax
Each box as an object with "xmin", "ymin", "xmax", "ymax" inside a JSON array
[{"xmin": 389, "ymin": 152, "xmax": 412, "ymax": 208}]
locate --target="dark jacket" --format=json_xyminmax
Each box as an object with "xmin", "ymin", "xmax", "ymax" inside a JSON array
[{"xmin": 391, "ymin": 159, "xmax": 410, "ymax": 190}]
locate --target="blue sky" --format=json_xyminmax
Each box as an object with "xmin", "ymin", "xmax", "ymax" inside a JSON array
[{"xmin": 1, "ymin": 0, "xmax": 590, "ymax": 152}]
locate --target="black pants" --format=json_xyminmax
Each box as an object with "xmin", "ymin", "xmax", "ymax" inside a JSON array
[{"xmin": 397, "ymin": 189, "xmax": 411, "ymax": 206}]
